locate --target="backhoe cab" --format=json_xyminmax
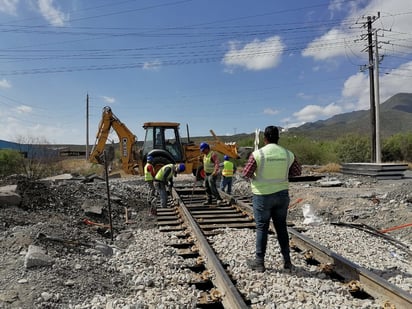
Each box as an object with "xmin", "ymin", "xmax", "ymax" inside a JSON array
[{"xmin": 139, "ymin": 122, "xmax": 186, "ymax": 173}]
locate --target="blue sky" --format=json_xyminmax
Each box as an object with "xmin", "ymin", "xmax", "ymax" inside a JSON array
[{"xmin": 0, "ymin": 0, "xmax": 411, "ymax": 145}]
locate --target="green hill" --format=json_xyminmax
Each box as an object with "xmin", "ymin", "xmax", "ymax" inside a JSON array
[{"xmin": 287, "ymin": 93, "xmax": 412, "ymax": 140}]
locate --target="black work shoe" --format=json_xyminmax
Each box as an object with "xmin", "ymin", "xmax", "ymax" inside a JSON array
[
  {"xmin": 247, "ymin": 258, "xmax": 266, "ymax": 272},
  {"xmin": 284, "ymin": 261, "xmax": 293, "ymax": 271},
  {"xmin": 202, "ymin": 200, "xmax": 212, "ymax": 205}
]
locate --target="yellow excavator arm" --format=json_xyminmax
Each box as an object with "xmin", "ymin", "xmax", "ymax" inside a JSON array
[
  {"xmin": 89, "ymin": 106, "xmax": 139, "ymax": 174},
  {"xmin": 208, "ymin": 129, "xmax": 239, "ymax": 159}
]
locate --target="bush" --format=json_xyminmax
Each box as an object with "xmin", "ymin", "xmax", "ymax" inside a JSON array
[
  {"xmin": 382, "ymin": 132, "xmax": 412, "ymax": 162},
  {"xmin": 334, "ymin": 134, "xmax": 371, "ymax": 163},
  {"xmin": 280, "ymin": 135, "xmax": 338, "ymax": 165},
  {"xmin": 0, "ymin": 149, "xmax": 23, "ymax": 176}
]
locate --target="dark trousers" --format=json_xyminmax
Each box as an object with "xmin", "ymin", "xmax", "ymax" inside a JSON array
[
  {"xmin": 252, "ymin": 190, "xmax": 290, "ymax": 263},
  {"xmin": 204, "ymin": 173, "xmax": 221, "ymax": 202}
]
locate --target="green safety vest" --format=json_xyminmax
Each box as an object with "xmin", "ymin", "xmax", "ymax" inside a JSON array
[
  {"xmin": 144, "ymin": 163, "xmax": 154, "ymax": 181},
  {"xmin": 203, "ymin": 151, "xmax": 215, "ymax": 173},
  {"xmin": 222, "ymin": 160, "xmax": 234, "ymax": 177},
  {"xmin": 251, "ymin": 144, "xmax": 294, "ymax": 195},
  {"xmin": 155, "ymin": 163, "xmax": 174, "ymax": 182}
]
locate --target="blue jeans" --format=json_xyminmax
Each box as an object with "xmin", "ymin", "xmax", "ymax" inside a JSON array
[
  {"xmin": 252, "ymin": 190, "xmax": 290, "ymax": 263},
  {"xmin": 220, "ymin": 176, "xmax": 233, "ymax": 194}
]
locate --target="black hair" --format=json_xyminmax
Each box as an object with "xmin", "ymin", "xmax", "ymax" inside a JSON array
[{"xmin": 264, "ymin": 126, "xmax": 279, "ymax": 143}]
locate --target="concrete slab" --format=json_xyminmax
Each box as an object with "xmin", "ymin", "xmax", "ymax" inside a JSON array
[{"xmin": 341, "ymin": 163, "xmax": 408, "ymax": 179}]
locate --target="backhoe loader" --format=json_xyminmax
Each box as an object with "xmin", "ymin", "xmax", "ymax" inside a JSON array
[{"xmin": 89, "ymin": 106, "xmax": 239, "ymax": 177}]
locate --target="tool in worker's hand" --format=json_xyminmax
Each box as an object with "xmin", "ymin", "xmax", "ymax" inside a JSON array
[{"xmin": 288, "ymin": 198, "xmax": 303, "ymax": 209}]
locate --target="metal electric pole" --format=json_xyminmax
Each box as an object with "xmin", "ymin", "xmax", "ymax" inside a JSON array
[
  {"xmin": 367, "ymin": 16, "xmax": 376, "ymax": 162},
  {"xmin": 374, "ymin": 30, "xmax": 382, "ymax": 163},
  {"xmin": 86, "ymin": 93, "xmax": 89, "ymax": 160}
]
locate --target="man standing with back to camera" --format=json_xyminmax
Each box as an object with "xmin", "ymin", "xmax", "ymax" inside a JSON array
[{"xmin": 242, "ymin": 125, "xmax": 301, "ymax": 272}]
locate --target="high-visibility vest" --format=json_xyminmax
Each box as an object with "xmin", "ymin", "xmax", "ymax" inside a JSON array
[
  {"xmin": 144, "ymin": 163, "xmax": 154, "ymax": 181},
  {"xmin": 222, "ymin": 160, "xmax": 234, "ymax": 177},
  {"xmin": 251, "ymin": 144, "xmax": 294, "ymax": 195},
  {"xmin": 203, "ymin": 151, "xmax": 215, "ymax": 173},
  {"xmin": 155, "ymin": 163, "xmax": 174, "ymax": 182}
]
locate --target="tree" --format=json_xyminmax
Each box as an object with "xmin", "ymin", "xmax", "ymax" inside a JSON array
[{"xmin": 14, "ymin": 136, "xmax": 59, "ymax": 179}]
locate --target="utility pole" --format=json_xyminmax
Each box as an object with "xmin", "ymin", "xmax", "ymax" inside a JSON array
[
  {"xmin": 367, "ymin": 16, "xmax": 376, "ymax": 162},
  {"xmin": 86, "ymin": 93, "xmax": 89, "ymax": 160},
  {"xmin": 374, "ymin": 30, "xmax": 382, "ymax": 163}
]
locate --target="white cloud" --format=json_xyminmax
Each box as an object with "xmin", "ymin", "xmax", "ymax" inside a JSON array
[
  {"xmin": 0, "ymin": 78, "xmax": 12, "ymax": 88},
  {"xmin": 16, "ymin": 105, "xmax": 32, "ymax": 113},
  {"xmin": 303, "ymin": 0, "xmax": 411, "ymax": 60},
  {"xmin": 0, "ymin": 113, "xmax": 73, "ymax": 144},
  {"xmin": 293, "ymin": 102, "xmax": 343, "ymax": 122},
  {"xmin": 263, "ymin": 108, "xmax": 279, "ymax": 115},
  {"xmin": 342, "ymin": 72, "xmax": 368, "ymax": 98},
  {"xmin": 341, "ymin": 60, "xmax": 412, "ymax": 110},
  {"xmin": 378, "ymin": 62, "xmax": 412, "ymax": 101},
  {"xmin": 101, "ymin": 96, "xmax": 115, "ymax": 104},
  {"xmin": 302, "ymin": 28, "xmax": 361, "ymax": 60},
  {"xmin": 294, "ymin": 0, "xmax": 412, "ymax": 127},
  {"xmin": 37, "ymin": 0, "xmax": 68, "ymax": 27},
  {"xmin": 292, "ymin": 61, "xmax": 412, "ymax": 125},
  {"xmin": 0, "ymin": 0, "xmax": 19, "ymax": 15},
  {"xmin": 293, "ymin": 60, "xmax": 412, "ymax": 125},
  {"xmin": 341, "ymin": 72, "xmax": 370, "ymax": 110},
  {"xmin": 143, "ymin": 60, "xmax": 161, "ymax": 71},
  {"xmin": 328, "ymin": 0, "xmax": 343, "ymax": 12},
  {"xmin": 297, "ymin": 92, "xmax": 313, "ymax": 100},
  {"xmin": 222, "ymin": 36, "xmax": 285, "ymax": 71}
]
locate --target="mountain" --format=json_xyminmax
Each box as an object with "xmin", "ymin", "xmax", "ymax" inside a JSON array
[{"xmin": 287, "ymin": 93, "xmax": 412, "ymax": 140}]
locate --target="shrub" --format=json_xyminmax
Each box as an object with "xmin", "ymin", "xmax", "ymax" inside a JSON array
[
  {"xmin": 334, "ymin": 134, "xmax": 371, "ymax": 163},
  {"xmin": 382, "ymin": 132, "xmax": 412, "ymax": 162},
  {"xmin": 0, "ymin": 149, "xmax": 23, "ymax": 176},
  {"xmin": 280, "ymin": 135, "xmax": 338, "ymax": 165}
]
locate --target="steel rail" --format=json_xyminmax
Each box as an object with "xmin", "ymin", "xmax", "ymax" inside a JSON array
[
  {"xmin": 223, "ymin": 190, "xmax": 412, "ymax": 309},
  {"xmin": 288, "ymin": 228, "xmax": 412, "ymax": 309},
  {"xmin": 171, "ymin": 187, "xmax": 249, "ymax": 309}
]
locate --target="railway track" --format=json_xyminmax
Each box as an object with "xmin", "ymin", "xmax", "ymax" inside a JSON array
[{"xmin": 155, "ymin": 184, "xmax": 412, "ymax": 309}]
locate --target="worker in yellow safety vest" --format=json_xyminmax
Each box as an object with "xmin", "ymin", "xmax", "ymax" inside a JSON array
[
  {"xmin": 241, "ymin": 125, "xmax": 301, "ymax": 273},
  {"xmin": 199, "ymin": 142, "xmax": 224, "ymax": 206},
  {"xmin": 154, "ymin": 163, "xmax": 185, "ymax": 208},
  {"xmin": 220, "ymin": 155, "xmax": 236, "ymax": 195}
]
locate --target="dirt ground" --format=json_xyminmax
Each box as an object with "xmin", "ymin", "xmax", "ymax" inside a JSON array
[{"xmin": 0, "ymin": 168, "xmax": 411, "ymax": 308}]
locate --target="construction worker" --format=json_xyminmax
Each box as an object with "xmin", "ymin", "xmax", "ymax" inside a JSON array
[
  {"xmin": 199, "ymin": 142, "xmax": 223, "ymax": 206},
  {"xmin": 154, "ymin": 163, "xmax": 185, "ymax": 208},
  {"xmin": 242, "ymin": 125, "xmax": 301, "ymax": 273},
  {"xmin": 220, "ymin": 155, "xmax": 236, "ymax": 195},
  {"xmin": 144, "ymin": 155, "xmax": 157, "ymax": 214},
  {"xmin": 144, "ymin": 155, "xmax": 156, "ymax": 197}
]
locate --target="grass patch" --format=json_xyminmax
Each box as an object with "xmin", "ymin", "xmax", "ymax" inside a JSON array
[{"xmin": 59, "ymin": 158, "xmax": 103, "ymax": 176}]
